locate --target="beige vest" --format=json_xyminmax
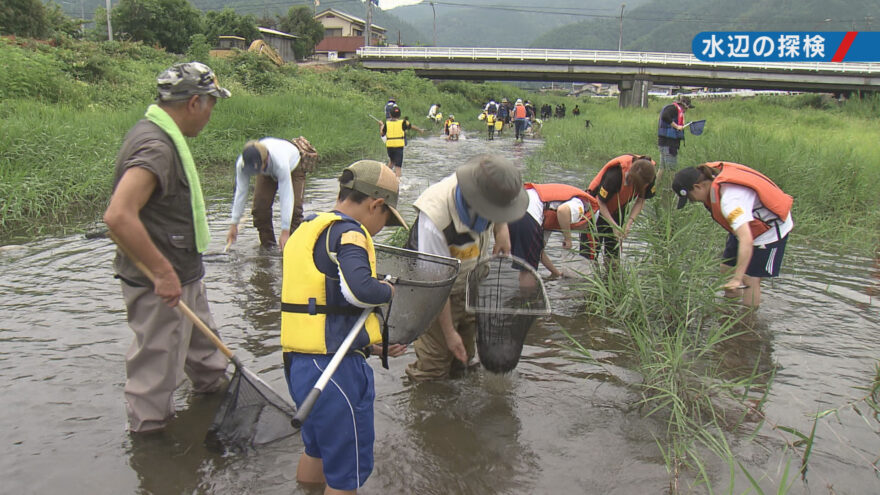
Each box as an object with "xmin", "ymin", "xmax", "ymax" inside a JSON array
[{"xmin": 414, "ymin": 174, "xmax": 491, "ymax": 293}]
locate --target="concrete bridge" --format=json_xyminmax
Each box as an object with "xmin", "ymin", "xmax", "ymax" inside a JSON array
[{"xmin": 356, "ymin": 46, "xmax": 880, "ymax": 107}]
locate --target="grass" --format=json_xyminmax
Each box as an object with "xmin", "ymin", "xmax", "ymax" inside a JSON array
[{"xmin": 0, "ymin": 38, "xmax": 525, "ymax": 239}]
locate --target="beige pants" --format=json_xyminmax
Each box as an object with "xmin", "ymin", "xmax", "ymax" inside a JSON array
[
  {"xmin": 121, "ymin": 280, "xmax": 228, "ymax": 432},
  {"xmin": 405, "ymin": 291, "xmax": 477, "ymax": 381}
]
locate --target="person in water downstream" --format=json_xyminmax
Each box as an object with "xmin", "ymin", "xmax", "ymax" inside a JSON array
[
  {"xmin": 226, "ymin": 137, "xmax": 309, "ymax": 251},
  {"xmin": 103, "ymin": 62, "xmax": 231, "ymax": 433},
  {"xmin": 672, "ymin": 162, "xmax": 793, "ymax": 307},
  {"xmin": 281, "ymin": 160, "xmax": 408, "ymax": 494},
  {"xmin": 404, "ymin": 155, "xmax": 528, "ymax": 381},
  {"xmin": 380, "ymin": 105, "xmax": 424, "ymax": 178}
]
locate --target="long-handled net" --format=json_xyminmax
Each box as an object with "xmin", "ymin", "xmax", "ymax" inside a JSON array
[
  {"xmin": 375, "ymin": 244, "xmax": 461, "ymax": 344},
  {"xmin": 108, "ymin": 233, "xmax": 298, "ymax": 454},
  {"xmin": 205, "ymin": 359, "xmax": 298, "ymax": 453},
  {"xmin": 466, "ymin": 255, "xmax": 551, "ymax": 373}
]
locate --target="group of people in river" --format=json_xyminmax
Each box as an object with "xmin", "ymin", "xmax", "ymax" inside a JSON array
[{"xmin": 104, "ymin": 63, "xmax": 793, "ymax": 494}]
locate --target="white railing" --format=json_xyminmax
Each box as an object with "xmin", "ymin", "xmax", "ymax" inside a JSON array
[{"xmin": 357, "ymin": 46, "xmax": 880, "ymax": 74}]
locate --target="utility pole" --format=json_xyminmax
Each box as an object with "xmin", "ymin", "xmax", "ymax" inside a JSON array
[
  {"xmin": 105, "ymin": 0, "xmax": 113, "ymax": 41},
  {"xmin": 430, "ymin": 2, "xmax": 436, "ymax": 46},
  {"xmin": 365, "ymin": 0, "xmax": 373, "ymax": 47},
  {"xmin": 618, "ymin": 3, "xmax": 626, "ymax": 52}
]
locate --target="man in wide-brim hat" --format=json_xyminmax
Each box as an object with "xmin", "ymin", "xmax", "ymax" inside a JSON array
[{"xmin": 404, "ymin": 154, "xmax": 528, "ymax": 381}]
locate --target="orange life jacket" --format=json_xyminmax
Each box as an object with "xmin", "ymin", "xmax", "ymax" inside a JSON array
[
  {"xmin": 524, "ymin": 183, "xmax": 598, "ymax": 230},
  {"xmin": 514, "ymin": 105, "xmax": 527, "ymax": 119},
  {"xmin": 701, "ymin": 162, "xmax": 793, "ymax": 237},
  {"xmin": 587, "ymin": 154, "xmax": 655, "ymax": 216}
]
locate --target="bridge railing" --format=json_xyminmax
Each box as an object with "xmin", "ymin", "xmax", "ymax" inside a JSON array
[{"xmin": 358, "ymin": 46, "xmax": 880, "ymax": 74}]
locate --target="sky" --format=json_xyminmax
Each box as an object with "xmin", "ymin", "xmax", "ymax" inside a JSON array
[{"xmin": 377, "ymin": 0, "xmax": 424, "ymax": 10}]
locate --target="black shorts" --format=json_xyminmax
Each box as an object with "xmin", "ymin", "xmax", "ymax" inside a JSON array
[
  {"xmin": 721, "ymin": 233, "xmax": 788, "ymax": 278},
  {"xmin": 386, "ymin": 146, "xmax": 404, "ymax": 168},
  {"xmin": 509, "ymin": 214, "xmax": 543, "ymax": 269}
]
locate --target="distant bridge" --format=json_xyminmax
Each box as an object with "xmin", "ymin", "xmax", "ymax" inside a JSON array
[{"xmin": 356, "ymin": 46, "xmax": 880, "ymax": 107}]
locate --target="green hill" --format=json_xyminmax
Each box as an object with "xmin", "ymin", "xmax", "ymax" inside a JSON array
[{"xmin": 531, "ymin": 0, "xmax": 880, "ymax": 52}]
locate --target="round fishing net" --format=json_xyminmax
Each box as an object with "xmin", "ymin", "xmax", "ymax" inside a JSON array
[
  {"xmin": 466, "ymin": 255, "xmax": 551, "ymax": 374},
  {"xmin": 375, "ymin": 244, "xmax": 461, "ymax": 344},
  {"xmin": 205, "ymin": 365, "xmax": 298, "ymax": 453}
]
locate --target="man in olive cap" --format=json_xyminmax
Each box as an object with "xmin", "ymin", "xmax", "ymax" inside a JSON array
[
  {"xmin": 104, "ymin": 62, "xmax": 231, "ymax": 433},
  {"xmin": 404, "ymin": 154, "xmax": 528, "ymax": 381}
]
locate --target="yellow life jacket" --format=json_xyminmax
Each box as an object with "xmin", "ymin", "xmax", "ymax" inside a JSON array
[
  {"xmin": 280, "ymin": 212, "xmax": 382, "ymax": 354},
  {"xmin": 385, "ymin": 119, "xmax": 405, "ymax": 148},
  {"xmin": 486, "ymin": 113, "xmax": 496, "ymax": 126}
]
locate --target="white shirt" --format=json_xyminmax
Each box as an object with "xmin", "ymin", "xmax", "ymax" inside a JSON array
[
  {"xmin": 524, "ymin": 189, "xmax": 588, "ymax": 228},
  {"xmin": 231, "ymin": 137, "xmax": 301, "ymax": 230},
  {"xmin": 427, "ymin": 104, "xmax": 440, "ymax": 118},
  {"xmin": 719, "ymin": 183, "xmax": 793, "ymax": 246},
  {"xmin": 415, "ymin": 214, "xmax": 452, "ymax": 258}
]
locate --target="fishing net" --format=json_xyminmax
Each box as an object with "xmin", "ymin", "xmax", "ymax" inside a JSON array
[
  {"xmin": 205, "ymin": 362, "xmax": 298, "ymax": 453},
  {"xmin": 375, "ymin": 244, "xmax": 461, "ymax": 344},
  {"xmin": 688, "ymin": 119, "xmax": 706, "ymax": 136},
  {"xmin": 466, "ymin": 255, "xmax": 551, "ymax": 374}
]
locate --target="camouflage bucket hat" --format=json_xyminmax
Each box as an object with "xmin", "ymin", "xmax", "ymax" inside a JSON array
[
  {"xmin": 157, "ymin": 62, "xmax": 231, "ymax": 102},
  {"xmin": 340, "ymin": 160, "xmax": 408, "ymax": 228}
]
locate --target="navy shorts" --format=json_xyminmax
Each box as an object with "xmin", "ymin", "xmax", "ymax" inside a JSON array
[
  {"xmin": 508, "ymin": 214, "xmax": 543, "ymax": 269},
  {"xmin": 721, "ymin": 233, "xmax": 788, "ymax": 278},
  {"xmin": 386, "ymin": 146, "xmax": 404, "ymax": 168},
  {"xmin": 285, "ymin": 352, "xmax": 375, "ymax": 490}
]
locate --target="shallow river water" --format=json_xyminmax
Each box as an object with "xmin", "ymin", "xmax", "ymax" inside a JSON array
[{"xmin": 1, "ymin": 133, "xmax": 878, "ymax": 494}]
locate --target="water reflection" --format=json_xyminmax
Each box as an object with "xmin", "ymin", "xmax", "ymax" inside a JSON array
[{"xmin": 1, "ymin": 135, "xmax": 879, "ymax": 493}]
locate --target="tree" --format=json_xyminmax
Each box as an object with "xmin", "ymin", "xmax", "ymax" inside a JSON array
[
  {"xmin": 203, "ymin": 8, "xmax": 260, "ymax": 45},
  {"xmin": 277, "ymin": 5, "xmax": 324, "ymax": 59},
  {"xmin": 45, "ymin": 3, "xmax": 83, "ymax": 38},
  {"xmin": 0, "ymin": 0, "xmax": 49, "ymax": 38},
  {"xmin": 111, "ymin": 0, "xmax": 202, "ymax": 54}
]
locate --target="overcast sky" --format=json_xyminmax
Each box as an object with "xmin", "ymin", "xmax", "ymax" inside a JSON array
[{"xmin": 377, "ymin": 0, "xmax": 424, "ymax": 10}]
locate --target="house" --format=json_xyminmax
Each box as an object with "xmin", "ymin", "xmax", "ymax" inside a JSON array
[
  {"xmin": 314, "ymin": 8, "xmax": 386, "ymax": 45},
  {"xmin": 313, "ymin": 36, "xmax": 369, "ymax": 61},
  {"xmin": 257, "ymin": 27, "xmax": 298, "ymax": 63}
]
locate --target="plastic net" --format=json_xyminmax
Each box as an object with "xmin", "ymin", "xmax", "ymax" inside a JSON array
[
  {"xmin": 205, "ymin": 365, "xmax": 298, "ymax": 453},
  {"xmin": 688, "ymin": 119, "xmax": 706, "ymax": 136},
  {"xmin": 375, "ymin": 244, "xmax": 461, "ymax": 344},
  {"xmin": 466, "ymin": 255, "xmax": 551, "ymax": 374}
]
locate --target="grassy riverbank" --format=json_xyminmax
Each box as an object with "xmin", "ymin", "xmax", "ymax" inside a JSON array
[
  {"xmin": 0, "ymin": 37, "xmax": 515, "ymax": 238},
  {"xmin": 535, "ymin": 94, "xmax": 880, "ymax": 253}
]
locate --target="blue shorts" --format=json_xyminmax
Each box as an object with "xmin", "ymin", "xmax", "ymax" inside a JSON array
[
  {"xmin": 721, "ymin": 233, "xmax": 789, "ymax": 278},
  {"xmin": 386, "ymin": 146, "xmax": 404, "ymax": 168},
  {"xmin": 508, "ymin": 214, "xmax": 543, "ymax": 269},
  {"xmin": 285, "ymin": 352, "xmax": 375, "ymax": 490}
]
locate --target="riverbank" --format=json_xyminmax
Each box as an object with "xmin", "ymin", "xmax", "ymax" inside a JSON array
[{"xmin": 533, "ymin": 94, "xmax": 880, "ymax": 254}]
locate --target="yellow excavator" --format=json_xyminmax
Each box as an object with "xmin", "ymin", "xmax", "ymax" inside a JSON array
[
  {"xmin": 210, "ymin": 36, "xmax": 284, "ymax": 65},
  {"xmin": 247, "ymin": 39, "xmax": 284, "ymax": 66}
]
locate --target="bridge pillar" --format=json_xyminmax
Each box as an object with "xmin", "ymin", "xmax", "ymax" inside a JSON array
[{"xmin": 618, "ymin": 79, "xmax": 652, "ymax": 108}]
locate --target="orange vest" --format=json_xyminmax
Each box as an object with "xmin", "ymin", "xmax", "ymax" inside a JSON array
[
  {"xmin": 525, "ymin": 183, "xmax": 598, "ymax": 230},
  {"xmin": 587, "ymin": 154, "xmax": 655, "ymax": 216},
  {"xmin": 514, "ymin": 105, "xmax": 527, "ymax": 119},
  {"xmin": 702, "ymin": 162, "xmax": 793, "ymax": 237}
]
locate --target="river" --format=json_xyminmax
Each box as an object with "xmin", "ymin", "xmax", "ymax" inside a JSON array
[{"xmin": 1, "ymin": 133, "xmax": 878, "ymax": 494}]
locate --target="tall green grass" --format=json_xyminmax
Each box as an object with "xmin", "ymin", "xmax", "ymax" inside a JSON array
[
  {"xmin": 536, "ymin": 95, "xmax": 880, "ymax": 253},
  {"xmin": 0, "ymin": 38, "xmax": 524, "ymax": 238}
]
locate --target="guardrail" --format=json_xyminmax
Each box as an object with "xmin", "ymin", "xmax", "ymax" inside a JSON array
[{"xmin": 358, "ymin": 46, "xmax": 880, "ymax": 74}]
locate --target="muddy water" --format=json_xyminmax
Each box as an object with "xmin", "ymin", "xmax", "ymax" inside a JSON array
[{"xmin": 1, "ymin": 133, "xmax": 878, "ymax": 494}]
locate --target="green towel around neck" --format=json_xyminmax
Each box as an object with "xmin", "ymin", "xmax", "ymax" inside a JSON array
[{"xmin": 145, "ymin": 104, "xmax": 211, "ymax": 253}]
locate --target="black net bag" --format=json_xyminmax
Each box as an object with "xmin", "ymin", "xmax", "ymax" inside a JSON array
[
  {"xmin": 205, "ymin": 363, "xmax": 298, "ymax": 453},
  {"xmin": 375, "ymin": 244, "xmax": 461, "ymax": 344},
  {"xmin": 466, "ymin": 255, "xmax": 551, "ymax": 374}
]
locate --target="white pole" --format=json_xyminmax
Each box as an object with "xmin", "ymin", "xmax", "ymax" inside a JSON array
[
  {"xmin": 617, "ymin": 4, "xmax": 626, "ymax": 52},
  {"xmin": 105, "ymin": 0, "xmax": 113, "ymax": 41}
]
